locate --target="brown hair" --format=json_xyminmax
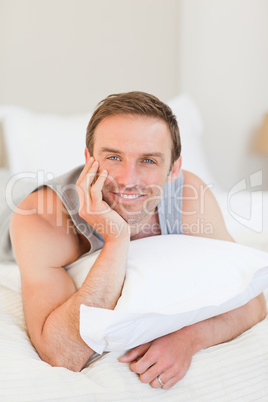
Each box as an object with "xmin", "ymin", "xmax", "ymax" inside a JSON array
[{"xmin": 86, "ymin": 91, "xmax": 181, "ymax": 165}]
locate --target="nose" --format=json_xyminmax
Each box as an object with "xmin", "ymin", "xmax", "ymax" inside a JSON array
[{"xmin": 114, "ymin": 161, "xmax": 142, "ymax": 188}]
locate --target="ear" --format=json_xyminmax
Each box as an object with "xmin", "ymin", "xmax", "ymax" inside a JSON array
[
  {"xmin": 167, "ymin": 156, "xmax": 182, "ymax": 183},
  {"xmin": 84, "ymin": 147, "xmax": 91, "ymax": 163}
]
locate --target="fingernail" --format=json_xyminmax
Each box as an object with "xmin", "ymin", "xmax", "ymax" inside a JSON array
[
  {"xmin": 120, "ymin": 352, "xmax": 129, "ymax": 360},
  {"xmin": 118, "ymin": 356, "xmax": 127, "ymax": 362}
]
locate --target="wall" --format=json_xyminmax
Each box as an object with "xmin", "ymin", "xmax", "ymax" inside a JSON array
[
  {"xmin": 1, "ymin": 0, "xmax": 267, "ymax": 190},
  {"xmin": 0, "ymin": 0, "xmax": 180, "ymax": 113},
  {"xmin": 179, "ymin": 0, "xmax": 268, "ymax": 189}
]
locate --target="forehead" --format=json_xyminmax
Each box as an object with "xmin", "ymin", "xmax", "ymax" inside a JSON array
[{"xmin": 93, "ymin": 114, "xmax": 172, "ymax": 155}]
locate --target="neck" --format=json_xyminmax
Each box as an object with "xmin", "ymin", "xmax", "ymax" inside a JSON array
[{"xmin": 130, "ymin": 209, "xmax": 161, "ymax": 241}]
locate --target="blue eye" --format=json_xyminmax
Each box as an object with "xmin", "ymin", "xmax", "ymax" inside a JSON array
[
  {"xmin": 144, "ymin": 159, "xmax": 154, "ymax": 164},
  {"xmin": 108, "ymin": 156, "xmax": 120, "ymax": 161}
]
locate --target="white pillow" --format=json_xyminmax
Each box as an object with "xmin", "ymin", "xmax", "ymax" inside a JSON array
[
  {"xmin": 64, "ymin": 235, "xmax": 268, "ymax": 354},
  {"xmin": 1, "ymin": 106, "xmax": 90, "ymax": 179},
  {"xmin": 167, "ymin": 94, "xmax": 216, "ymax": 186}
]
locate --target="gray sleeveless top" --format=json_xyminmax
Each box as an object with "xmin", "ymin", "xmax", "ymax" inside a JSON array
[{"xmin": 40, "ymin": 165, "xmax": 184, "ymax": 254}]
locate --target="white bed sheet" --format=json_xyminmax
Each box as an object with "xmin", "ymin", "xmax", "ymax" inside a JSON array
[{"xmin": 0, "ymin": 262, "xmax": 268, "ymax": 401}]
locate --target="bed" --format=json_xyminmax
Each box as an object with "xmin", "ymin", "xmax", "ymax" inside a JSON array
[{"xmin": 0, "ymin": 96, "xmax": 268, "ymax": 401}]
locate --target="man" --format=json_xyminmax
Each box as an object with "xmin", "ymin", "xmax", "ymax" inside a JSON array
[{"xmin": 10, "ymin": 92, "xmax": 266, "ymax": 390}]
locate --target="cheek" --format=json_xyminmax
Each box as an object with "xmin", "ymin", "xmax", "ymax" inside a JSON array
[
  {"xmin": 142, "ymin": 172, "xmax": 168, "ymax": 195},
  {"xmin": 99, "ymin": 164, "xmax": 119, "ymax": 190},
  {"xmin": 145, "ymin": 167, "xmax": 168, "ymax": 182},
  {"xmin": 98, "ymin": 159, "xmax": 117, "ymax": 172},
  {"xmin": 99, "ymin": 161, "xmax": 118, "ymax": 185}
]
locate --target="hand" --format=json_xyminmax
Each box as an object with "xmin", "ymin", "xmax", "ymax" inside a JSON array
[
  {"xmin": 76, "ymin": 157, "xmax": 130, "ymax": 242},
  {"xmin": 118, "ymin": 329, "xmax": 197, "ymax": 390}
]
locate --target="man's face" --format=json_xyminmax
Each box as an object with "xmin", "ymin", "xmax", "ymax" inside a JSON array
[{"xmin": 92, "ymin": 114, "xmax": 175, "ymax": 227}]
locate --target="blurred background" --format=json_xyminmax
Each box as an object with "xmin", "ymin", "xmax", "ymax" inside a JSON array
[{"xmin": 0, "ymin": 0, "xmax": 268, "ymax": 190}]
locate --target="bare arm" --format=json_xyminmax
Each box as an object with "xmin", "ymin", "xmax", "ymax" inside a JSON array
[
  {"xmin": 120, "ymin": 293, "xmax": 266, "ymax": 389},
  {"xmin": 119, "ymin": 171, "xmax": 267, "ymax": 389},
  {"xmin": 181, "ymin": 170, "xmax": 234, "ymax": 241},
  {"xmin": 10, "ymin": 159, "xmax": 130, "ymax": 371}
]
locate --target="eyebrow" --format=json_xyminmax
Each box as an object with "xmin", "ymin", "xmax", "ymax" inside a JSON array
[
  {"xmin": 99, "ymin": 147, "xmax": 122, "ymax": 154},
  {"xmin": 99, "ymin": 147, "xmax": 166, "ymax": 162}
]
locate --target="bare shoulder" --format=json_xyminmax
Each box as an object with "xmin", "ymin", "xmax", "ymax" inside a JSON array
[
  {"xmin": 181, "ymin": 170, "xmax": 233, "ymax": 241},
  {"xmin": 182, "ymin": 169, "xmax": 212, "ymax": 189},
  {"xmin": 10, "ymin": 186, "xmax": 90, "ymax": 270}
]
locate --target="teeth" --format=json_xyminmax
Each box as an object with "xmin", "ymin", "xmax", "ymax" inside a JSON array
[{"xmin": 118, "ymin": 194, "xmax": 142, "ymax": 199}]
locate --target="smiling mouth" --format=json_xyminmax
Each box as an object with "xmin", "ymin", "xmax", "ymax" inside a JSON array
[{"xmin": 114, "ymin": 193, "xmax": 145, "ymax": 199}]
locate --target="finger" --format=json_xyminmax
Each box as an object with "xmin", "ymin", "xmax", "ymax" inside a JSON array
[
  {"xmin": 78, "ymin": 161, "xmax": 99, "ymax": 202},
  {"xmin": 76, "ymin": 157, "xmax": 95, "ymax": 185},
  {"xmin": 138, "ymin": 363, "xmax": 161, "ymax": 385},
  {"xmin": 150, "ymin": 373, "xmax": 167, "ymax": 389},
  {"xmin": 90, "ymin": 169, "xmax": 108, "ymax": 204},
  {"xmin": 129, "ymin": 348, "xmax": 156, "ymax": 374},
  {"xmin": 76, "ymin": 160, "xmax": 98, "ymax": 214},
  {"xmin": 139, "ymin": 354, "xmax": 176, "ymax": 386},
  {"xmin": 118, "ymin": 343, "xmax": 151, "ymax": 363},
  {"xmin": 160, "ymin": 374, "xmax": 181, "ymax": 390},
  {"xmin": 151, "ymin": 368, "xmax": 185, "ymax": 390}
]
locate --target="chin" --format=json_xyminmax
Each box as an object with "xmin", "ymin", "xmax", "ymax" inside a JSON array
[
  {"xmin": 103, "ymin": 192, "xmax": 159, "ymax": 226},
  {"xmin": 114, "ymin": 207, "xmax": 146, "ymax": 225}
]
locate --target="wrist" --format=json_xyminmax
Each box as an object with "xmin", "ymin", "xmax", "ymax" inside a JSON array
[
  {"xmin": 102, "ymin": 233, "xmax": 130, "ymax": 254},
  {"xmin": 179, "ymin": 322, "xmax": 208, "ymax": 354},
  {"xmin": 102, "ymin": 222, "xmax": 131, "ymax": 244}
]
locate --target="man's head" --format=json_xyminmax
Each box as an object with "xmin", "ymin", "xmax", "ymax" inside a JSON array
[
  {"xmin": 84, "ymin": 92, "xmax": 182, "ymax": 232},
  {"xmin": 86, "ymin": 91, "xmax": 181, "ymax": 166}
]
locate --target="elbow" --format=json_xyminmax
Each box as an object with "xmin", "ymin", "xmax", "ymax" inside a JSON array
[
  {"xmin": 39, "ymin": 350, "xmax": 86, "ymax": 372},
  {"xmin": 50, "ymin": 359, "xmax": 84, "ymax": 372},
  {"xmin": 35, "ymin": 319, "xmax": 93, "ymax": 372},
  {"xmin": 253, "ymin": 293, "xmax": 267, "ymax": 324},
  {"xmin": 32, "ymin": 335, "xmax": 90, "ymax": 372},
  {"xmin": 259, "ymin": 294, "xmax": 267, "ymax": 322}
]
